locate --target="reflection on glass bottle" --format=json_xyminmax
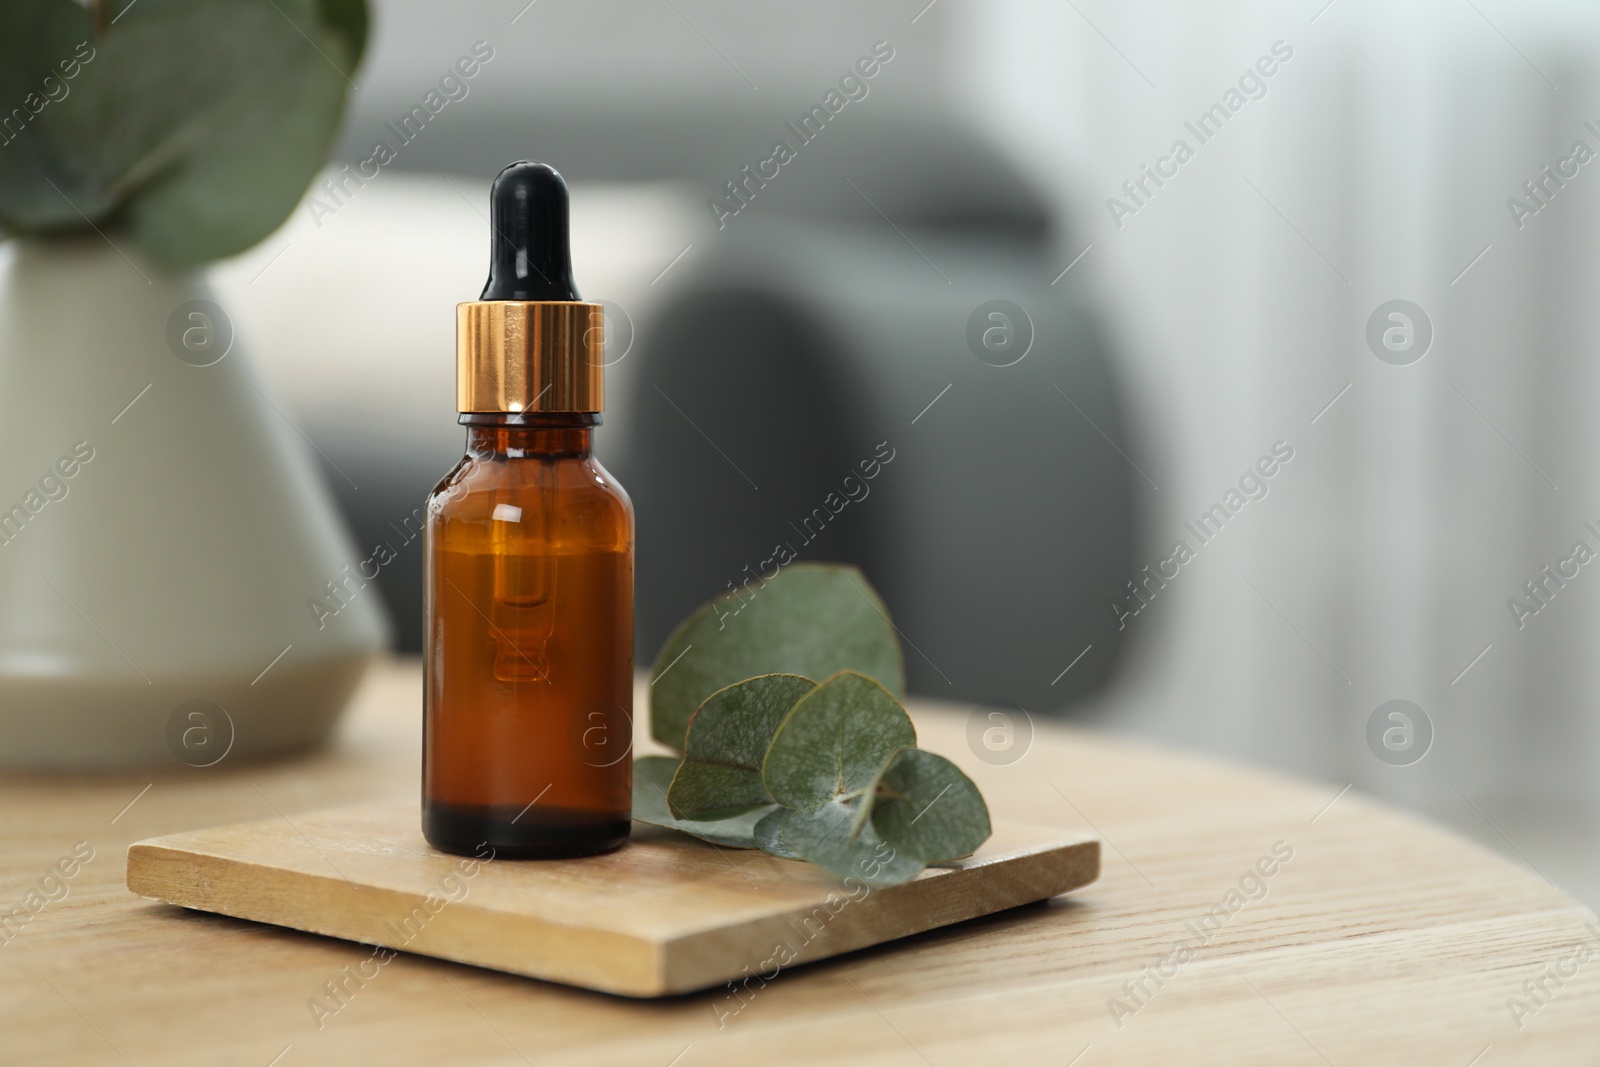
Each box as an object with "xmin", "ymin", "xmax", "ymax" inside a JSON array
[{"xmin": 488, "ymin": 461, "xmax": 557, "ymax": 683}]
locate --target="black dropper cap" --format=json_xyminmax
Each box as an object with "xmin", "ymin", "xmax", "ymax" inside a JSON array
[{"xmin": 479, "ymin": 161, "xmax": 580, "ymax": 301}]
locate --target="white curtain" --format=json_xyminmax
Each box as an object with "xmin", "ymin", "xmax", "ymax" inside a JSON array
[{"xmin": 948, "ymin": 0, "xmax": 1600, "ymax": 896}]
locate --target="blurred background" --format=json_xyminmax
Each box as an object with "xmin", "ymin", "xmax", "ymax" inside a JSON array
[{"xmin": 203, "ymin": 0, "xmax": 1600, "ymax": 905}]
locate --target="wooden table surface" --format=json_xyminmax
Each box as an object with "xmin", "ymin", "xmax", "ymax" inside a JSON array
[{"xmin": 3, "ymin": 660, "xmax": 1597, "ymax": 1066}]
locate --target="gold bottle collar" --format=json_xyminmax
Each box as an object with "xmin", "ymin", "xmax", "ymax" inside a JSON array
[{"xmin": 456, "ymin": 301, "xmax": 604, "ymax": 413}]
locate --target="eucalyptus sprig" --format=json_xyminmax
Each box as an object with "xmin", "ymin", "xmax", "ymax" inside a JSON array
[
  {"xmin": 0, "ymin": 0, "xmax": 366, "ymax": 267},
  {"xmin": 634, "ymin": 564, "xmax": 992, "ymax": 886}
]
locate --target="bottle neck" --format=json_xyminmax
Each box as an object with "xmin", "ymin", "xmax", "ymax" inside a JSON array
[{"xmin": 461, "ymin": 412, "xmax": 598, "ymax": 458}]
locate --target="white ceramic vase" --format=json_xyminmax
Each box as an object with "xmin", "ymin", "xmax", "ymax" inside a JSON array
[{"xmin": 0, "ymin": 238, "xmax": 389, "ymax": 767}]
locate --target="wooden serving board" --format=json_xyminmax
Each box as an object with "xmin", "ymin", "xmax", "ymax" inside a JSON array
[{"xmin": 125, "ymin": 800, "xmax": 1098, "ymax": 997}]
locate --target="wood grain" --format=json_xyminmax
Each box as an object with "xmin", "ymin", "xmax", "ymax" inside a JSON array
[
  {"xmin": 2, "ymin": 659, "xmax": 1598, "ymax": 1065},
  {"xmin": 124, "ymin": 802, "xmax": 1099, "ymax": 996}
]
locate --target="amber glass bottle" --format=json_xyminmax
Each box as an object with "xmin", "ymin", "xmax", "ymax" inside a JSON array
[{"xmin": 423, "ymin": 162, "xmax": 633, "ymax": 858}]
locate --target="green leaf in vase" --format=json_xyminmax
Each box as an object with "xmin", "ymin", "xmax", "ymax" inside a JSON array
[
  {"xmin": 0, "ymin": 0, "xmax": 94, "ymax": 233},
  {"xmin": 0, "ymin": 0, "xmax": 364, "ymax": 268}
]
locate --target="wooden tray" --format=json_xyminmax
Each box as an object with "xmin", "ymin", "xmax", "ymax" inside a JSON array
[{"xmin": 125, "ymin": 800, "xmax": 1098, "ymax": 997}]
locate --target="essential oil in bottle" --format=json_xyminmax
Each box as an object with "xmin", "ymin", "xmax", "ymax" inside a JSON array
[{"xmin": 423, "ymin": 161, "xmax": 634, "ymax": 858}]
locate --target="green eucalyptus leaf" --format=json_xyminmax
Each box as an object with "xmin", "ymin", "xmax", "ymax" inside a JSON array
[
  {"xmin": 0, "ymin": 0, "xmax": 94, "ymax": 234},
  {"xmin": 314, "ymin": 0, "xmax": 368, "ymax": 72},
  {"xmin": 630, "ymin": 756, "xmax": 769, "ymax": 849},
  {"xmin": 637, "ymin": 563, "xmax": 994, "ymax": 883},
  {"xmin": 0, "ymin": 1, "xmax": 84, "ymax": 105},
  {"xmin": 116, "ymin": 0, "xmax": 358, "ymax": 267},
  {"xmin": 0, "ymin": 0, "xmax": 361, "ymax": 267},
  {"xmin": 753, "ymin": 807, "xmax": 800, "ymax": 860},
  {"xmin": 667, "ymin": 674, "xmax": 817, "ymax": 819},
  {"xmin": 867, "ymin": 748, "xmax": 992, "ymax": 863},
  {"xmin": 781, "ymin": 800, "xmax": 925, "ymax": 887},
  {"xmin": 762, "ymin": 671, "xmax": 915, "ymax": 812},
  {"xmin": 649, "ymin": 563, "xmax": 905, "ymax": 751}
]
